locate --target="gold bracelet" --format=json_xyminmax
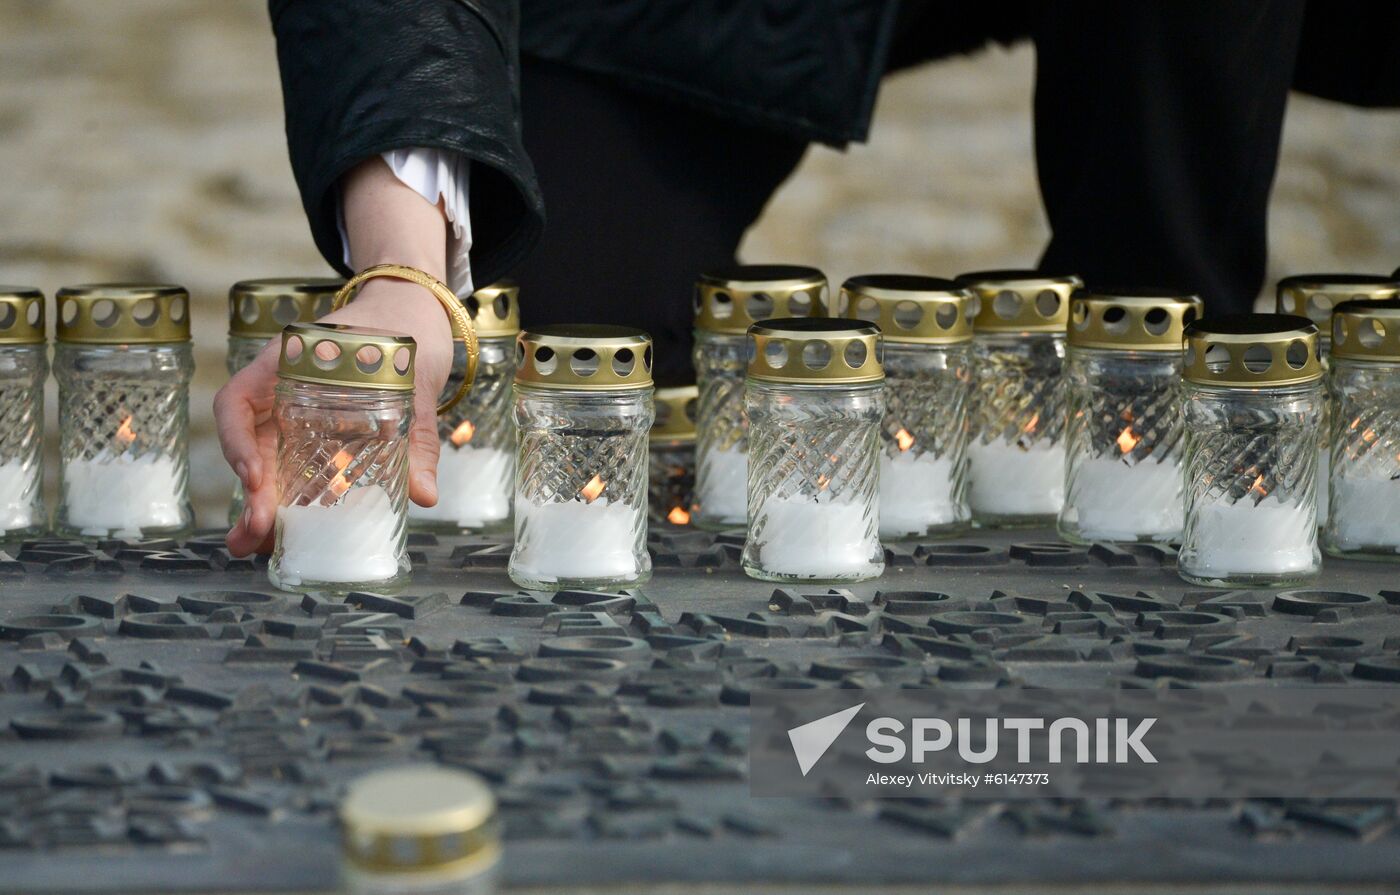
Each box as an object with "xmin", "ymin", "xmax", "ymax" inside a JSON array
[{"xmin": 331, "ymin": 263, "xmax": 479, "ymax": 414}]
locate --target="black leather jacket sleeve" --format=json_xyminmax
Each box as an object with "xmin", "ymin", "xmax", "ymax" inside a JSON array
[{"xmin": 268, "ymin": 0, "xmax": 543, "ymax": 287}]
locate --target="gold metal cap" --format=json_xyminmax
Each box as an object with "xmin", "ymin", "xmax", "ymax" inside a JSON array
[
  {"xmin": 695, "ymin": 264, "xmax": 828, "ymax": 334},
  {"xmin": 1184, "ymin": 314, "xmax": 1323, "ymax": 387},
  {"xmin": 278, "ymin": 323, "xmax": 415, "ymax": 391},
  {"xmin": 515, "ymin": 324, "xmax": 653, "ymax": 391},
  {"xmin": 228, "ymin": 278, "xmax": 339, "ymax": 337},
  {"xmin": 957, "ymin": 270, "xmax": 1082, "ymax": 332},
  {"xmin": 1332, "ymin": 299, "xmax": 1400, "ymax": 362},
  {"xmin": 1068, "ymin": 288, "xmax": 1204, "ymax": 350},
  {"xmin": 466, "ymin": 280, "xmax": 520, "ymax": 338},
  {"xmin": 1276, "ymin": 274, "xmax": 1400, "ymax": 328},
  {"xmin": 0, "ymin": 286, "xmax": 45, "ymax": 345},
  {"xmin": 747, "ymin": 317, "xmax": 883, "ymax": 384},
  {"xmin": 340, "ymin": 765, "xmax": 498, "ymax": 874},
  {"xmin": 651, "ymin": 385, "xmax": 698, "ymax": 442},
  {"xmin": 56, "ymin": 283, "xmax": 190, "ymax": 344},
  {"xmin": 837, "ymin": 274, "xmax": 975, "ymax": 344}
]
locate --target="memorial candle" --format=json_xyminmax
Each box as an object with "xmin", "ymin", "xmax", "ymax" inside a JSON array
[{"xmin": 0, "ymin": 287, "xmax": 47, "ymax": 538}]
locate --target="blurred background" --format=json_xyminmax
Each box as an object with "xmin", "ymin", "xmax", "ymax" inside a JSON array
[{"xmin": 2, "ymin": 0, "xmax": 1398, "ymax": 525}]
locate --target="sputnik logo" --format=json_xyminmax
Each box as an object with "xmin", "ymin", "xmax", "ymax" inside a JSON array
[{"xmin": 787, "ymin": 703, "xmax": 864, "ymax": 776}]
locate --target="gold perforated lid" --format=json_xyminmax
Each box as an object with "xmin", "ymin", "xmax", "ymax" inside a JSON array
[
  {"xmin": 1332, "ymin": 299, "xmax": 1400, "ymax": 362},
  {"xmin": 465, "ymin": 280, "xmax": 520, "ymax": 338},
  {"xmin": 957, "ymin": 270, "xmax": 1082, "ymax": 332},
  {"xmin": 1276, "ymin": 274, "xmax": 1400, "ymax": 329},
  {"xmin": 340, "ymin": 765, "xmax": 498, "ymax": 874},
  {"xmin": 515, "ymin": 324, "xmax": 653, "ymax": 390},
  {"xmin": 56, "ymin": 283, "xmax": 190, "ymax": 344},
  {"xmin": 695, "ymin": 265, "xmax": 828, "ymax": 334},
  {"xmin": 0, "ymin": 287, "xmax": 45, "ymax": 345},
  {"xmin": 838, "ymin": 275, "xmax": 974, "ymax": 344},
  {"xmin": 651, "ymin": 385, "xmax": 698, "ymax": 442},
  {"xmin": 1068, "ymin": 288, "xmax": 1204, "ymax": 350},
  {"xmin": 747, "ymin": 318, "xmax": 883, "ymax": 384},
  {"xmin": 278, "ymin": 323, "xmax": 415, "ymax": 391},
  {"xmin": 1184, "ymin": 314, "xmax": 1323, "ymax": 387},
  {"xmin": 228, "ymin": 278, "xmax": 339, "ymax": 337}
]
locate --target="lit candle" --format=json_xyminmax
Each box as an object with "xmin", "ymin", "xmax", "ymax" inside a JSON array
[
  {"xmin": 697, "ymin": 444, "xmax": 747, "ymax": 523},
  {"xmin": 967, "ymin": 439, "xmax": 1065, "ymax": 517},
  {"xmin": 753, "ymin": 493, "xmax": 880, "ymax": 579},
  {"xmin": 1329, "ymin": 473, "xmax": 1400, "ymax": 553},
  {"xmin": 1063, "ymin": 453, "xmax": 1182, "ymax": 541},
  {"xmin": 63, "ymin": 450, "xmax": 185, "ymax": 538},
  {"xmin": 0, "ymin": 459, "xmax": 39, "ymax": 534},
  {"xmin": 275, "ymin": 484, "xmax": 401, "ymax": 587},
  {"xmin": 512, "ymin": 480, "xmax": 641, "ymax": 583},
  {"xmin": 409, "ymin": 417, "xmax": 512, "ymax": 528},
  {"xmin": 1186, "ymin": 493, "xmax": 1317, "ymax": 578},
  {"xmin": 879, "ymin": 448, "xmax": 957, "ymax": 539}
]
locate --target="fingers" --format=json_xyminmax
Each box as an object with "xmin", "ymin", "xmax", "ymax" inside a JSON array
[
  {"xmin": 407, "ymin": 389, "xmax": 442, "ymax": 507},
  {"xmin": 225, "ymin": 424, "xmax": 280, "ymax": 556},
  {"xmin": 214, "ymin": 352, "xmax": 277, "ymax": 493}
]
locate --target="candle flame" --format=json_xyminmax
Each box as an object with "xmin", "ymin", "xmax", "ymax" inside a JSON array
[
  {"xmin": 1362, "ymin": 427, "xmax": 1378, "ymax": 444},
  {"xmin": 1247, "ymin": 474, "xmax": 1269, "ymax": 499},
  {"xmin": 816, "ymin": 473, "xmax": 831, "ymax": 492},
  {"xmin": 894, "ymin": 428, "xmax": 915, "ymax": 452},
  {"xmin": 328, "ymin": 449, "xmax": 355, "ymax": 498},
  {"xmin": 449, "ymin": 419, "xmax": 475, "ymax": 447},
  {"xmin": 1116, "ymin": 426, "xmax": 1141, "ymax": 454},
  {"xmin": 667, "ymin": 505, "xmax": 691, "ymax": 525},
  {"xmin": 115, "ymin": 415, "xmax": 137, "ymax": 446},
  {"xmin": 580, "ymin": 474, "xmax": 605, "ymax": 503},
  {"xmin": 1023, "ymin": 413, "xmax": 1040, "ymax": 434}
]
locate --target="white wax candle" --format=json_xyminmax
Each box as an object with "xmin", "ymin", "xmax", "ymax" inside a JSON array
[
  {"xmin": 1330, "ymin": 474, "xmax": 1400, "ymax": 552},
  {"xmin": 1188, "ymin": 495, "xmax": 1315, "ymax": 576},
  {"xmin": 1316, "ymin": 445, "xmax": 1330, "ymax": 525},
  {"xmin": 408, "ymin": 445, "xmax": 512, "ymax": 527},
  {"xmin": 697, "ymin": 444, "xmax": 747, "ymax": 523},
  {"xmin": 64, "ymin": 451, "xmax": 184, "ymax": 537},
  {"xmin": 755, "ymin": 493, "xmax": 878, "ymax": 578},
  {"xmin": 0, "ymin": 459, "xmax": 38, "ymax": 533},
  {"xmin": 275, "ymin": 484, "xmax": 401, "ymax": 586},
  {"xmin": 879, "ymin": 451, "xmax": 957, "ymax": 538},
  {"xmin": 1063, "ymin": 455, "xmax": 1181, "ymax": 541},
  {"xmin": 512, "ymin": 497, "xmax": 640, "ymax": 582},
  {"xmin": 967, "ymin": 439, "xmax": 1065, "ymax": 516}
]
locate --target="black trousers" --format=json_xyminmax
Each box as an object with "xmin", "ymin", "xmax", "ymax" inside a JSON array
[{"xmin": 515, "ymin": 1, "xmax": 1400, "ymax": 386}]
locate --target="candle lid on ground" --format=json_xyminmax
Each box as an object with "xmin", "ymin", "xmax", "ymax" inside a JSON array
[
  {"xmin": 1068, "ymin": 288, "xmax": 1203, "ymax": 351},
  {"xmin": 1184, "ymin": 314, "xmax": 1322, "ymax": 387},
  {"xmin": 651, "ymin": 385, "xmax": 697, "ymax": 443},
  {"xmin": 515, "ymin": 324, "xmax": 653, "ymax": 391},
  {"xmin": 465, "ymin": 280, "xmax": 520, "ymax": 337},
  {"xmin": 1331, "ymin": 299, "xmax": 1400, "ymax": 362},
  {"xmin": 229, "ymin": 278, "xmax": 340, "ymax": 338},
  {"xmin": 56, "ymin": 283, "xmax": 190, "ymax": 344},
  {"xmin": 747, "ymin": 318, "xmax": 883, "ymax": 384},
  {"xmin": 1276, "ymin": 274, "xmax": 1400, "ymax": 328},
  {"xmin": 956, "ymin": 269, "xmax": 1082, "ymax": 332},
  {"xmin": 340, "ymin": 765, "xmax": 498, "ymax": 874},
  {"xmin": 695, "ymin": 265, "xmax": 828, "ymax": 334},
  {"xmin": 278, "ymin": 323, "xmax": 415, "ymax": 391},
  {"xmin": 0, "ymin": 287, "xmax": 44, "ymax": 344},
  {"xmin": 838, "ymin": 275, "xmax": 974, "ymax": 344}
]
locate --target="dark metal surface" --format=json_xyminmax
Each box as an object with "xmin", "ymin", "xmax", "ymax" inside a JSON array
[{"xmin": 1, "ymin": 527, "xmax": 1399, "ymax": 892}]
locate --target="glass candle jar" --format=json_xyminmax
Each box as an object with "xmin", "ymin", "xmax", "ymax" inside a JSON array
[
  {"xmin": 409, "ymin": 281, "xmax": 519, "ymax": 533},
  {"xmin": 1058, "ymin": 289, "xmax": 1203, "ymax": 545},
  {"xmin": 269, "ymin": 324, "xmax": 415, "ymax": 593},
  {"xmin": 510, "ymin": 326, "xmax": 654, "ymax": 591},
  {"xmin": 54, "ymin": 284, "xmax": 194, "ymax": 540},
  {"xmin": 1323, "ymin": 299, "xmax": 1400, "ymax": 559},
  {"xmin": 1178, "ymin": 315, "xmax": 1324, "ymax": 587},
  {"xmin": 0, "ymin": 287, "xmax": 47, "ymax": 539},
  {"xmin": 837, "ymin": 275, "xmax": 973, "ymax": 540},
  {"xmin": 742, "ymin": 318, "xmax": 885, "ymax": 582},
  {"xmin": 693, "ymin": 265, "xmax": 827, "ymax": 530},
  {"xmin": 1276, "ymin": 274, "xmax": 1400, "ymax": 528},
  {"xmin": 958, "ymin": 271, "xmax": 1082, "ymax": 526},
  {"xmin": 340, "ymin": 765, "xmax": 500, "ymax": 895},
  {"xmin": 227, "ymin": 278, "xmax": 340, "ymax": 525},
  {"xmin": 649, "ymin": 385, "xmax": 698, "ymax": 527}
]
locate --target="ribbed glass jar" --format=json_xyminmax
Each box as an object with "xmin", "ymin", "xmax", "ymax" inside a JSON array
[
  {"xmin": 742, "ymin": 319, "xmax": 884, "ymax": 582},
  {"xmin": 649, "ymin": 385, "xmax": 697, "ymax": 527},
  {"xmin": 510, "ymin": 326, "xmax": 654, "ymax": 591},
  {"xmin": 1058, "ymin": 290, "xmax": 1201, "ymax": 545},
  {"xmin": 1322, "ymin": 300, "xmax": 1400, "ymax": 560},
  {"xmin": 1178, "ymin": 316, "xmax": 1324, "ymax": 587},
  {"xmin": 0, "ymin": 288, "xmax": 47, "ymax": 539},
  {"xmin": 54, "ymin": 284, "xmax": 194, "ymax": 540},
  {"xmin": 269, "ymin": 325, "xmax": 414, "ymax": 593}
]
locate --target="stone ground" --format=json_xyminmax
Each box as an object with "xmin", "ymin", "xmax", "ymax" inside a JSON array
[{"xmin": 1, "ymin": 0, "xmax": 1398, "ymax": 525}]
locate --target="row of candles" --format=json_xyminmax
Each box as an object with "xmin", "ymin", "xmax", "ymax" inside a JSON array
[{"xmin": 0, "ymin": 270, "xmax": 1396, "ymax": 594}]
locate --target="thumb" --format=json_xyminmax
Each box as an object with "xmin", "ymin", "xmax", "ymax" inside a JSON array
[{"xmin": 407, "ymin": 388, "xmax": 442, "ymax": 507}]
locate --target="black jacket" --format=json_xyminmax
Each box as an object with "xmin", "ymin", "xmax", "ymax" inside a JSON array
[{"xmin": 268, "ymin": 0, "xmax": 899, "ymax": 285}]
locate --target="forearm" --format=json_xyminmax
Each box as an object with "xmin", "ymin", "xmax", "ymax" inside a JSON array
[{"xmin": 341, "ymin": 156, "xmax": 449, "ymax": 281}]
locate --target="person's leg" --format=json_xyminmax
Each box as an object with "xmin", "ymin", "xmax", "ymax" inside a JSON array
[
  {"xmin": 514, "ymin": 59, "xmax": 809, "ymax": 386},
  {"xmin": 1033, "ymin": 2, "xmax": 1308, "ymax": 314}
]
